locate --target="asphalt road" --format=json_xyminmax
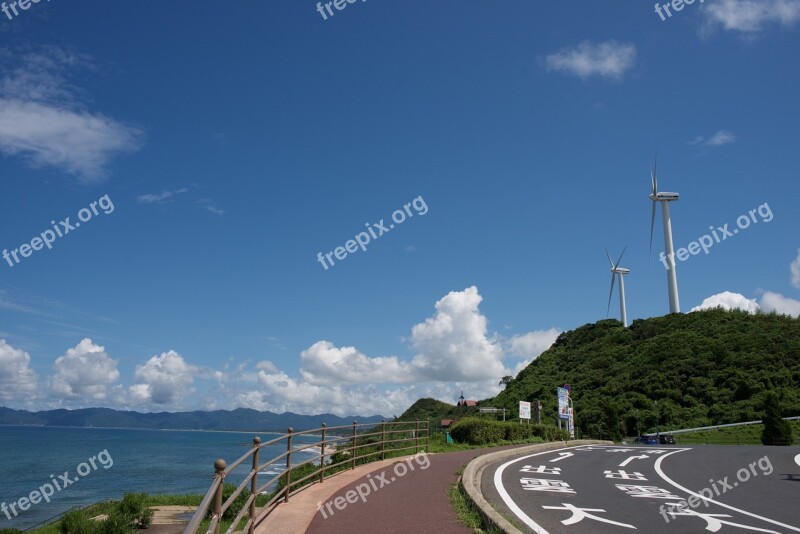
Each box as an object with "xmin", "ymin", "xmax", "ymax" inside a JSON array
[{"xmin": 481, "ymin": 444, "xmax": 800, "ymax": 534}]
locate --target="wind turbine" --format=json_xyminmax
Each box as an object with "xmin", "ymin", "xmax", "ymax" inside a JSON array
[
  {"xmin": 649, "ymin": 157, "xmax": 681, "ymax": 313},
  {"xmin": 606, "ymin": 247, "xmax": 630, "ymax": 327}
]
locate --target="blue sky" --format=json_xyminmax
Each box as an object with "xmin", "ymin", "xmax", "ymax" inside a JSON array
[{"xmin": 1, "ymin": 0, "xmax": 798, "ymax": 417}]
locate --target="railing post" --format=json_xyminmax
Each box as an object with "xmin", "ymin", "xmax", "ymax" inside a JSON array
[
  {"xmin": 284, "ymin": 427, "xmax": 293, "ymax": 503},
  {"xmin": 381, "ymin": 419, "xmax": 386, "ymax": 461},
  {"xmin": 415, "ymin": 420, "xmax": 420, "ymax": 454},
  {"xmin": 213, "ymin": 459, "xmax": 226, "ymax": 534},
  {"xmin": 351, "ymin": 420, "xmax": 357, "ymax": 470},
  {"xmin": 319, "ymin": 423, "xmax": 327, "ymax": 483},
  {"xmin": 248, "ymin": 437, "xmax": 260, "ymax": 534},
  {"xmin": 426, "ymin": 420, "xmax": 430, "ymax": 453}
]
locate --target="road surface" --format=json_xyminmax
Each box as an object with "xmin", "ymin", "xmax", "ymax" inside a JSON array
[{"xmin": 481, "ymin": 444, "xmax": 800, "ymax": 533}]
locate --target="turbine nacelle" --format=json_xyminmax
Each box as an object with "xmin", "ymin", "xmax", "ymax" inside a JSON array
[
  {"xmin": 612, "ymin": 267, "xmax": 630, "ymax": 275},
  {"xmin": 650, "ymin": 192, "xmax": 680, "ymax": 202}
]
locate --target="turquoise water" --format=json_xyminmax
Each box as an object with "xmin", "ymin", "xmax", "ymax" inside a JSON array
[{"xmin": 0, "ymin": 426, "xmax": 323, "ymax": 530}]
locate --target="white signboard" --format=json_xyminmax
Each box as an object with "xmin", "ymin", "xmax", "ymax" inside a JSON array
[{"xmin": 519, "ymin": 401, "xmax": 531, "ymax": 420}]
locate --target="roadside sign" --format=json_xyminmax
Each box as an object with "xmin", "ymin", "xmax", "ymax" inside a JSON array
[
  {"xmin": 557, "ymin": 387, "xmax": 570, "ymax": 420},
  {"xmin": 519, "ymin": 401, "xmax": 531, "ymax": 420}
]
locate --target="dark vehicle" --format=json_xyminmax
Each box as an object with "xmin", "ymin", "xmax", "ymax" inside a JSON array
[
  {"xmin": 659, "ymin": 434, "xmax": 676, "ymax": 444},
  {"xmin": 638, "ymin": 434, "xmax": 659, "ymax": 445}
]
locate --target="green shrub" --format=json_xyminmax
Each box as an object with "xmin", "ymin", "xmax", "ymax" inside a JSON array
[
  {"xmin": 0, "ymin": 528, "xmax": 24, "ymax": 534},
  {"xmin": 503, "ymin": 423, "xmax": 533, "ymax": 441},
  {"xmin": 115, "ymin": 493, "xmax": 152, "ymax": 529},
  {"xmin": 450, "ymin": 418, "xmax": 506, "ymax": 445},
  {"xmin": 450, "ymin": 418, "xmax": 569, "ymax": 445},
  {"xmin": 59, "ymin": 509, "xmax": 102, "ymax": 534}
]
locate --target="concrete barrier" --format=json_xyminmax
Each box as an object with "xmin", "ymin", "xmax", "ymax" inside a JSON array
[{"xmin": 460, "ymin": 440, "xmax": 613, "ymax": 533}]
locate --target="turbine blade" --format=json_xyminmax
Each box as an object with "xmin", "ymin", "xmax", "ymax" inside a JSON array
[
  {"xmin": 605, "ymin": 248, "xmax": 614, "ymax": 268},
  {"xmin": 607, "ymin": 273, "xmax": 616, "ymax": 317},
  {"xmin": 652, "ymin": 154, "xmax": 659, "ymax": 194},
  {"xmin": 649, "ymin": 200, "xmax": 656, "ymax": 263},
  {"xmin": 616, "ymin": 246, "xmax": 627, "ymax": 268}
]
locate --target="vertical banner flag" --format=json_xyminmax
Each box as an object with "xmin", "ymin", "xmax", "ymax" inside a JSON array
[{"xmin": 557, "ymin": 387, "xmax": 569, "ymax": 420}]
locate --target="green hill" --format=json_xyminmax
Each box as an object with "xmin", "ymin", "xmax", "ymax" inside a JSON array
[{"xmin": 487, "ymin": 310, "xmax": 800, "ymax": 440}]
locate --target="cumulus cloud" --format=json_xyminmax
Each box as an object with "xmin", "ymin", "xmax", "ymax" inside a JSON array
[
  {"xmin": 544, "ymin": 41, "xmax": 636, "ymax": 80},
  {"xmin": 507, "ymin": 328, "xmax": 561, "ymax": 360},
  {"xmin": 0, "ymin": 339, "xmax": 38, "ymax": 404},
  {"xmin": 297, "ymin": 287, "xmax": 510, "ymax": 387},
  {"xmin": 409, "ymin": 286, "xmax": 506, "ymax": 382},
  {"xmin": 50, "ymin": 338, "xmax": 120, "ymax": 401},
  {"xmin": 300, "ymin": 341, "xmax": 415, "ymax": 385},
  {"xmin": 691, "ymin": 291, "xmax": 761, "ymax": 313},
  {"xmin": 760, "ymin": 291, "xmax": 800, "ymax": 317},
  {"xmin": 704, "ymin": 0, "xmax": 800, "ymax": 32},
  {"xmin": 791, "ymin": 249, "xmax": 800, "ymax": 289},
  {"xmin": 0, "ymin": 47, "xmax": 142, "ymax": 183},
  {"xmin": 129, "ymin": 350, "xmax": 197, "ymax": 406}
]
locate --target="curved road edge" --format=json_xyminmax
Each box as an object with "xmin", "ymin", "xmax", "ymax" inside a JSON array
[{"xmin": 461, "ymin": 440, "xmax": 614, "ymax": 534}]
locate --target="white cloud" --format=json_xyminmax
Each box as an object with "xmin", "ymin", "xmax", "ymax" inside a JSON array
[
  {"xmin": 704, "ymin": 0, "xmax": 800, "ymax": 32},
  {"xmin": 791, "ymin": 249, "xmax": 800, "ymax": 289},
  {"xmin": 507, "ymin": 328, "xmax": 561, "ymax": 360},
  {"xmin": 297, "ymin": 287, "xmax": 509, "ymax": 386},
  {"xmin": 409, "ymin": 286, "xmax": 506, "ymax": 382},
  {"xmin": 0, "ymin": 49, "xmax": 142, "ymax": 183},
  {"xmin": 545, "ymin": 41, "xmax": 636, "ymax": 80},
  {"xmin": 137, "ymin": 188, "xmax": 188, "ymax": 204},
  {"xmin": 50, "ymin": 338, "xmax": 120, "ymax": 402},
  {"xmin": 300, "ymin": 341, "xmax": 415, "ymax": 385},
  {"xmin": 129, "ymin": 350, "xmax": 197, "ymax": 406},
  {"xmin": 760, "ymin": 291, "xmax": 800, "ymax": 317},
  {"xmin": 0, "ymin": 339, "xmax": 38, "ymax": 404},
  {"xmin": 692, "ymin": 130, "xmax": 737, "ymax": 147},
  {"xmin": 691, "ymin": 291, "xmax": 761, "ymax": 313}
]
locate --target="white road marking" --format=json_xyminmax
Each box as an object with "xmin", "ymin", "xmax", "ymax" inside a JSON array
[
  {"xmin": 549, "ymin": 452, "xmax": 574, "ymax": 463},
  {"xmin": 654, "ymin": 450, "xmax": 800, "ymax": 532},
  {"xmin": 495, "ymin": 445, "xmax": 592, "ymax": 534},
  {"xmin": 619, "ymin": 454, "xmax": 649, "ymax": 467},
  {"xmin": 794, "ymin": 454, "xmax": 800, "ymax": 469}
]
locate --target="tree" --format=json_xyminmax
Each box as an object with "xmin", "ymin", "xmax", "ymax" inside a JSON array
[
  {"xmin": 499, "ymin": 376, "xmax": 513, "ymax": 389},
  {"xmin": 761, "ymin": 391, "xmax": 793, "ymax": 446}
]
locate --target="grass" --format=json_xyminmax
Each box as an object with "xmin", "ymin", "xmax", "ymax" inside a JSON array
[
  {"xmin": 448, "ymin": 477, "xmax": 502, "ymax": 534},
  {"xmin": 427, "ymin": 431, "xmax": 547, "ymax": 453},
  {"xmin": 673, "ymin": 420, "xmax": 800, "ymax": 445}
]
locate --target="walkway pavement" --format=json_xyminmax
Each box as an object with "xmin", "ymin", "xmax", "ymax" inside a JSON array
[{"xmin": 256, "ymin": 445, "xmax": 524, "ymax": 534}]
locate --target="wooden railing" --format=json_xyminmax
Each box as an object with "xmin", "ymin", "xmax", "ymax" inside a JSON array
[{"xmin": 183, "ymin": 419, "xmax": 430, "ymax": 534}]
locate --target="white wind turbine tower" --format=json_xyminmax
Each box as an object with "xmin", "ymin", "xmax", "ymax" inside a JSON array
[
  {"xmin": 649, "ymin": 157, "xmax": 681, "ymax": 313},
  {"xmin": 606, "ymin": 247, "xmax": 630, "ymax": 327}
]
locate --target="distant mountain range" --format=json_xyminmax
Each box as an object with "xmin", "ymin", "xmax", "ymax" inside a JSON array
[{"xmin": 0, "ymin": 407, "xmax": 386, "ymax": 432}]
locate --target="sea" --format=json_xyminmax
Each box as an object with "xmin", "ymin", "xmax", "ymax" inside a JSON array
[{"xmin": 0, "ymin": 426, "xmax": 326, "ymax": 531}]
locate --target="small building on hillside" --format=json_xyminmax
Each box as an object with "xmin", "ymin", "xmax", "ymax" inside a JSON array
[
  {"xmin": 440, "ymin": 419, "xmax": 455, "ymax": 429},
  {"xmin": 457, "ymin": 391, "xmax": 477, "ymax": 407}
]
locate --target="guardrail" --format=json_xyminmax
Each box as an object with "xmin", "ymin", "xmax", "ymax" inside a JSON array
[
  {"xmin": 664, "ymin": 416, "xmax": 800, "ymax": 435},
  {"xmin": 183, "ymin": 419, "xmax": 429, "ymax": 534}
]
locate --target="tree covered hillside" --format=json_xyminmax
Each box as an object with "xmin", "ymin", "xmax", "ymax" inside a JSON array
[{"xmin": 489, "ymin": 310, "xmax": 800, "ymax": 439}]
